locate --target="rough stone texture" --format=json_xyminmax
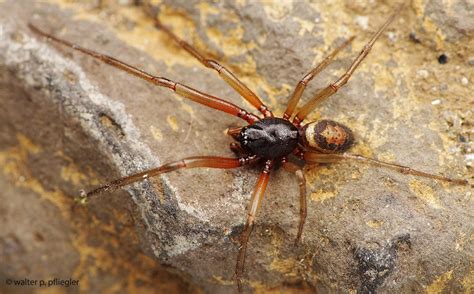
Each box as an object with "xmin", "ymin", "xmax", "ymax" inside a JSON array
[{"xmin": 0, "ymin": 1, "xmax": 472, "ymax": 294}]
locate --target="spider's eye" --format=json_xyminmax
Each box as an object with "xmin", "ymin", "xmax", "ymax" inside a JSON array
[{"xmin": 301, "ymin": 120, "xmax": 354, "ymax": 153}]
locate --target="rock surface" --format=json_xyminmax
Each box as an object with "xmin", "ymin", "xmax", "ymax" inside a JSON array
[{"xmin": 0, "ymin": 1, "xmax": 472, "ymax": 293}]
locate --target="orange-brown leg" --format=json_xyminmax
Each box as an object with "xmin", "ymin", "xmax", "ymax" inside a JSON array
[
  {"xmin": 236, "ymin": 160, "xmax": 273, "ymax": 293},
  {"xmin": 283, "ymin": 36, "xmax": 355, "ymax": 120},
  {"xmin": 282, "ymin": 160, "xmax": 307, "ymax": 246},
  {"xmin": 28, "ymin": 24, "xmax": 259, "ymax": 124},
  {"xmin": 146, "ymin": 6, "xmax": 273, "ymax": 118},
  {"xmin": 304, "ymin": 152, "xmax": 468, "ymax": 185},
  {"xmin": 82, "ymin": 155, "xmax": 259, "ymax": 198},
  {"xmin": 293, "ymin": 8, "xmax": 400, "ymax": 125}
]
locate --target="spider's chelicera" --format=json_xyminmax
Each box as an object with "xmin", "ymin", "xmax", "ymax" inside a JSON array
[{"xmin": 29, "ymin": 4, "xmax": 467, "ymax": 293}]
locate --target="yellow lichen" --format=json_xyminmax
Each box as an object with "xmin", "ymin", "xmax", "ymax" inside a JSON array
[
  {"xmin": 211, "ymin": 275, "xmax": 234, "ymax": 286},
  {"xmin": 150, "ymin": 125, "xmax": 163, "ymax": 142},
  {"xmin": 426, "ymin": 270, "xmax": 453, "ymax": 294},
  {"xmin": 461, "ymin": 268, "xmax": 473, "ymax": 294},
  {"xmin": 166, "ymin": 115, "xmax": 179, "ymax": 131},
  {"xmin": 263, "ymin": 2, "xmax": 294, "ymax": 21},
  {"xmin": 269, "ymin": 257, "xmax": 297, "ymax": 277},
  {"xmin": 409, "ymin": 179, "xmax": 443, "ymax": 209},
  {"xmin": 197, "ymin": 2, "xmax": 220, "ymax": 25},
  {"xmin": 58, "ymin": 154, "xmax": 95, "ymax": 187},
  {"xmin": 310, "ymin": 189, "xmax": 336, "ymax": 202},
  {"xmin": 181, "ymin": 103, "xmax": 195, "ymax": 117},
  {"xmin": 295, "ymin": 18, "xmax": 316, "ymax": 36},
  {"xmin": 366, "ymin": 219, "xmax": 383, "ymax": 229}
]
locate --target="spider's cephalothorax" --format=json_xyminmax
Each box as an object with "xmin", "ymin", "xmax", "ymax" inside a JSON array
[
  {"xmin": 300, "ymin": 119, "xmax": 354, "ymax": 153},
  {"xmin": 239, "ymin": 118, "xmax": 299, "ymax": 159}
]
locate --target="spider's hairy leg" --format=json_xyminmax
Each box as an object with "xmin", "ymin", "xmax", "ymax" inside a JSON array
[
  {"xmin": 235, "ymin": 160, "xmax": 274, "ymax": 293},
  {"xmin": 145, "ymin": 3, "xmax": 273, "ymax": 118},
  {"xmin": 283, "ymin": 36, "xmax": 355, "ymax": 120},
  {"xmin": 28, "ymin": 23, "xmax": 259, "ymax": 124},
  {"xmin": 293, "ymin": 7, "xmax": 401, "ymax": 125},
  {"xmin": 282, "ymin": 160, "xmax": 307, "ymax": 246},
  {"xmin": 83, "ymin": 155, "xmax": 258, "ymax": 198},
  {"xmin": 304, "ymin": 152, "xmax": 469, "ymax": 185}
]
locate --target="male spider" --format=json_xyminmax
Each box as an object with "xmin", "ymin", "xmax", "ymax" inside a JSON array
[{"xmin": 29, "ymin": 5, "xmax": 467, "ymax": 292}]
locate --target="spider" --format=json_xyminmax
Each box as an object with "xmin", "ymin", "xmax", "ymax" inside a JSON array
[{"xmin": 29, "ymin": 5, "xmax": 467, "ymax": 293}]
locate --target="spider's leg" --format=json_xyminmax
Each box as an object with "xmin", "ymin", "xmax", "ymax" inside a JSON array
[
  {"xmin": 304, "ymin": 152, "xmax": 468, "ymax": 185},
  {"xmin": 83, "ymin": 155, "xmax": 259, "ymax": 198},
  {"xmin": 283, "ymin": 36, "xmax": 355, "ymax": 120},
  {"xmin": 146, "ymin": 5, "xmax": 273, "ymax": 117},
  {"xmin": 235, "ymin": 159, "xmax": 274, "ymax": 293},
  {"xmin": 293, "ymin": 8, "xmax": 400, "ymax": 125},
  {"xmin": 282, "ymin": 160, "xmax": 307, "ymax": 246},
  {"xmin": 28, "ymin": 24, "xmax": 259, "ymax": 124}
]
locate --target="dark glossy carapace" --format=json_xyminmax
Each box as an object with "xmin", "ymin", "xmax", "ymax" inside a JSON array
[{"xmin": 239, "ymin": 118, "xmax": 299, "ymax": 159}]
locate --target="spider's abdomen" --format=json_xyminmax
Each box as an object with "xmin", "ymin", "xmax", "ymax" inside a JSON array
[
  {"xmin": 239, "ymin": 118, "xmax": 299, "ymax": 159},
  {"xmin": 301, "ymin": 120, "xmax": 354, "ymax": 153}
]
